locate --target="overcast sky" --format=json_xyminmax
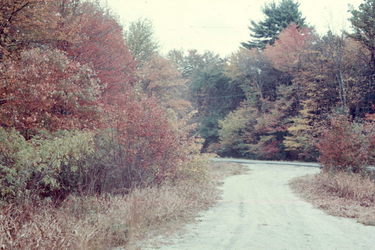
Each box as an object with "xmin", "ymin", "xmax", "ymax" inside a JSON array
[{"xmin": 104, "ymin": 0, "xmax": 363, "ymax": 57}]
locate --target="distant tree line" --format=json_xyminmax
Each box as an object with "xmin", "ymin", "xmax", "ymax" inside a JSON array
[{"xmin": 171, "ymin": 0, "xmax": 375, "ymax": 172}]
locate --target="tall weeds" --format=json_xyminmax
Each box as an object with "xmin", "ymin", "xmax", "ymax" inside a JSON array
[
  {"xmin": 0, "ymin": 179, "xmax": 219, "ymax": 249},
  {"xmin": 291, "ymin": 171, "xmax": 375, "ymax": 226},
  {"xmin": 313, "ymin": 172, "xmax": 375, "ymax": 203}
]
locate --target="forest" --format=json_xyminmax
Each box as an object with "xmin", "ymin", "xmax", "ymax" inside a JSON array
[
  {"xmin": 0, "ymin": 0, "xmax": 374, "ymax": 248},
  {"xmin": 179, "ymin": 0, "xmax": 375, "ymax": 166}
]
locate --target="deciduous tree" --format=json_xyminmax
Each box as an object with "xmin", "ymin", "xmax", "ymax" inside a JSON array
[
  {"xmin": 64, "ymin": 2, "xmax": 136, "ymax": 103},
  {"xmin": 136, "ymin": 54, "xmax": 191, "ymax": 117},
  {"xmin": 125, "ymin": 19, "xmax": 159, "ymax": 67},
  {"xmin": 0, "ymin": 0, "xmax": 84, "ymax": 60},
  {"xmin": 0, "ymin": 48, "xmax": 101, "ymax": 137},
  {"xmin": 264, "ymin": 23, "xmax": 314, "ymax": 74}
]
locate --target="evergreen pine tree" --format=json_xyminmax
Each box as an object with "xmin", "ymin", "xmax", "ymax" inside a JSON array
[
  {"xmin": 242, "ymin": 0, "xmax": 306, "ymax": 50},
  {"xmin": 348, "ymin": 0, "xmax": 375, "ymax": 70}
]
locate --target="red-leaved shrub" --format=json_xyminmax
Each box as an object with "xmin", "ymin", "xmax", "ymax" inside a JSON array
[{"xmin": 317, "ymin": 115, "xmax": 374, "ymax": 173}]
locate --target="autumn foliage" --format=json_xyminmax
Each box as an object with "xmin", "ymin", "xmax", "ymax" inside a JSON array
[
  {"xmin": 218, "ymin": 18, "xmax": 374, "ymax": 164},
  {"xmin": 0, "ymin": 0, "xmax": 199, "ymax": 203},
  {"xmin": 0, "ymin": 48, "xmax": 101, "ymax": 136},
  {"xmin": 264, "ymin": 23, "xmax": 313, "ymax": 73},
  {"xmin": 317, "ymin": 116, "xmax": 375, "ymax": 173},
  {"xmin": 64, "ymin": 2, "xmax": 136, "ymax": 100}
]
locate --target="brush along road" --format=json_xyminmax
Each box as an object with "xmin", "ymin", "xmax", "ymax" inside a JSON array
[{"xmin": 145, "ymin": 160, "xmax": 375, "ymax": 250}]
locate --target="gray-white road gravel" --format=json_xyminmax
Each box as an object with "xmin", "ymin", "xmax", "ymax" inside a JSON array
[{"xmin": 144, "ymin": 160, "xmax": 375, "ymax": 250}]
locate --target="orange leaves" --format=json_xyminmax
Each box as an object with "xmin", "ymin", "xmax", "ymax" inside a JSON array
[
  {"xmin": 0, "ymin": 0, "xmax": 62, "ymax": 59},
  {"xmin": 65, "ymin": 2, "xmax": 136, "ymax": 99},
  {"xmin": 104, "ymin": 90, "xmax": 184, "ymax": 181},
  {"xmin": 136, "ymin": 54, "xmax": 190, "ymax": 116},
  {"xmin": 317, "ymin": 115, "xmax": 374, "ymax": 173},
  {"xmin": 138, "ymin": 55, "xmax": 185, "ymax": 92},
  {"xmin": 0, "ymin": 48, "xmax": 101, "ymax": 136},
  {"xmin": 366, "ymin": 112, "xmax": 375, "ymax": 122},
  {"xmin": 0, "ymin": 1, "xmax": 194, "ymax": 187},
  {"xmin": 264, "ymin": 23, "xmax": 314, "ymax": 73}
]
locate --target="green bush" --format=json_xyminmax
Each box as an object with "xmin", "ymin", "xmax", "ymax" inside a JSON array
[
  {"xmin": 0, "ymin": 128, "xmax": 95, "ymax": 203},
  {"xmin": 29, "ymin": 130, "xmax": 95, "ymax": 199},
  {"xmin": 1, "ymin": 122, "xmax": 203, "ymax": 204},
  {"xmin": 0, "ymin": 128, "xmax": 31, "ymax": 203}
]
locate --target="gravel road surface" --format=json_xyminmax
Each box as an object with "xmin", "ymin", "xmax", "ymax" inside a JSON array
[{"xmin": 145, "ymin": 161, "xmax": 375, "ymax": 250}]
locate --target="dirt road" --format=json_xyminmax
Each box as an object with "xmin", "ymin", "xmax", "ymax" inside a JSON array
[{"xmin": 144, "ymin": 160, "xmax": 375, "ymax": 250}]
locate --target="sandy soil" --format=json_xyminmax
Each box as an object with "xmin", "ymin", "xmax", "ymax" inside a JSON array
[{"xmin": 143, "ymin": 161, "xmax": 375, "ymax": 250}]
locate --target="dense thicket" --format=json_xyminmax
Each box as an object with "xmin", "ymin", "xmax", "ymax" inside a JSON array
[{"xmin": 0, "ymin": 0, "xmax": 200, "ymax": 204}]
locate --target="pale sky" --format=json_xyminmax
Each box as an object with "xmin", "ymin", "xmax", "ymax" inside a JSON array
[{"xmin": 104, "ymin": 0, "xmax": 363, "ymax": 57}]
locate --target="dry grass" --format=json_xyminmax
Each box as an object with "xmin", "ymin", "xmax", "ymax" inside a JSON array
[
  {"xmin": 0, "ymin": 160, "xmax": 247, "ymax": 249},
  {"xmin": 290, "ymin": 172, "xmax": 375, "ymax": 226},
  {"xmin": 132, "ymin": 161, "xmax": 248, "ymax": 249},
  {"xmin": 208, "ymin": 161, "xmax": 249, "ymax": 181}
]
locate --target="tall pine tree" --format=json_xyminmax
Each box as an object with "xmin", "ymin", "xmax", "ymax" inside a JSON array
[
  {"xmin": 348, "ymin": 0, "xmax": 375, "ymax": 71},
  {"xmin": 242, "ymin": 0, "xmax": 306, "ymax": 50}
]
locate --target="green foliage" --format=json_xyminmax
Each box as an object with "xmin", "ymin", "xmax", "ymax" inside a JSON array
[
  {"xmin": 125, "ymin": 18, "xmax": 159, "ymax": 66},
  {"xmin": 0, "ymin": 121, "xmax": 202, "ymax": 204},
  {"xmin": 218, "ymin": 107, "xmax": 255, "ymax": 157},
  {"xmin": 29, "ymin": 130, "xmax": 95, "ymax": 197},
  {"xmin": 192, "ymin": 64, "xmax": 244, "ymax": 147},
  {"xmin": 0, "ymin": 128, "xmax": 31, "ymax": 202},
  {"xmin": 242, "ymin": 0, "xmax": 306, "ymax": 49},
  {"xmin": 348, "ymin": 0, "xmax": 375, "ymax": 70},
  {"xmin": 0, "ymin": 128, "xmax": 95, "ymax": 203},
  {"xmin": 169, "ymin": 49, "xmax": 245, "ymax": 149}
]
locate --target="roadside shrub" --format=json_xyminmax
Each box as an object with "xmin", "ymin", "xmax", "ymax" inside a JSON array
[
  {"xmin": 0, "ymin": 128, "xmax": 95, "ymax": 203},
  {"xmin": 0, "ymin": 104, "xmax": 202, "ymax": 203},
  {"xmin": 317, "ymin": 115, "xmax": 374, "ymax": 173},
  {"xmin": 30, "ymin": 130, "xmax": 95, "ymax": 200},
  {"xmin": 98, "ymin": 93, "xmax": 201, "ymax": 190},
  {"xmin": 0, "ymin": 128, "xmax": 31, "ymax": 203}
]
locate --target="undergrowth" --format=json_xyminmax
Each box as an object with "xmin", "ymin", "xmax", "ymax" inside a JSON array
[
  {"xmin": 0, "ymin": 160, "xmax": 244, "ymax": 249},
  {"xmin": 0, "ymin": 181, "xmax": 217, "ymax": 249}
]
